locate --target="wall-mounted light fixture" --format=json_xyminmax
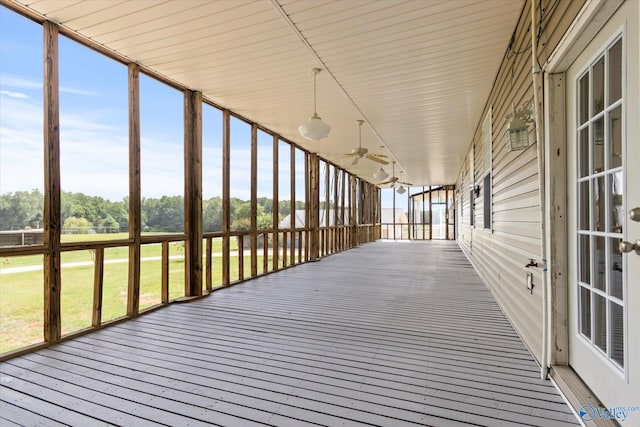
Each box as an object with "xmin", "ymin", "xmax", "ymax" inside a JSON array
[{"xmin": 504, "ymin": 101, "xmax": 534, "ymax": 151}]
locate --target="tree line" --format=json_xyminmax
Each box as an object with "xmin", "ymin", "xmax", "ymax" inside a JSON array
[{"xmin": 0, "ymin": 190, "xmax": 304, "ymax": 234}]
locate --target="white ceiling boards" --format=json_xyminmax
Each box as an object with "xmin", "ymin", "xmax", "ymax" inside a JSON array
[{"xmin": 13, "ymin": 0, "xmax": 523, "ymax": 186}]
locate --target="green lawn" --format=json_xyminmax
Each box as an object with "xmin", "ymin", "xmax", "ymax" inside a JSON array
[{"xmin": 0, "ymin": 249, "xmax": 278, "ymax": 354}]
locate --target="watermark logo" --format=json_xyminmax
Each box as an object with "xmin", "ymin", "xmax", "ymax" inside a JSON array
[{"xmin": 579, "ymin": 405, "xmax": 640, "ymax": 423}]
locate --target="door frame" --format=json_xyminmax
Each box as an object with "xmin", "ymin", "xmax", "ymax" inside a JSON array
[{"xmin": 543, "ymin": 0, "xmax": 624, "ymax": 369}]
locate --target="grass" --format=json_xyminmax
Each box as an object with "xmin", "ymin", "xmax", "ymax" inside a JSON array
[{"xmin": 0, "ymin": 235, "xmax": 286, "ymax": 353}]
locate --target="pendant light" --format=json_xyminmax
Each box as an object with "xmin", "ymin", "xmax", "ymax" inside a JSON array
[
  {"xmin": 372, "ymin": 146, "xmax": 389, "ymax": 180},
  {"xmin": 299, "ymin": 68, "xmax": 331, "ymax": 141},
  {"xmin": 373, "ymin": 167, "xmax": 389, "ymax": 181},
  {"xmin": 396, "ymin": 171, "xmax": 407, "ymax": 194}
]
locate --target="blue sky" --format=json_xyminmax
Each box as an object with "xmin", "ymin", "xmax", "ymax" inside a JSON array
[{"xmin": 0, "ymin": 5, "xmax": 401, "ymax": 208}]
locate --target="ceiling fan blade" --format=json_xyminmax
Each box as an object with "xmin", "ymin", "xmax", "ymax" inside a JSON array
[
  {"xmin": 399, "ymin": 181, "xmax": 413, "ymax": 186},
  {"xmin": 343, "ymin": 153, "xmax": 356, "ymax": 157},
  {"xmin": 351, "ymin": 156, "xmax": 359, "ymax": 166},
  {"xmin": 377, "ymin": 179, "xmax": 393, "ymax": 185},
  {"xmin": 366, "ymin": 154, "xmax": 389, "ymax": 165}
]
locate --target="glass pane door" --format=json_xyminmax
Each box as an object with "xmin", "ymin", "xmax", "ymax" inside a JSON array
[{"xmin": 575, "ymin": 36, "xmax": 625, "ymax": 369}]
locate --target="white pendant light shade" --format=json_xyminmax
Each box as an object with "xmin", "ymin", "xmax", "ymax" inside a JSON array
[
  {"xmin": 299, "ymin": 113, "xmax": 331, "ymax": 141},
  {"xmin": 299, "ymin": 68, "xmax": 330, "ymax": 141},
  {"xmin": 373, "ymin": 167, "xmax": 388, "ymax": 181},
  {"xmin": 396, "ymin": 185, "xmax": 406, "ymax": 194}
]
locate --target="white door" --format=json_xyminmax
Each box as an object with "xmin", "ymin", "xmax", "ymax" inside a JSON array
[{"xmin": 566, "ymin": 0, "xmax": 639, "ymax": 408}]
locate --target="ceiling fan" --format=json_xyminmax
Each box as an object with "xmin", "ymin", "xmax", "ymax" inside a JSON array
[
  {"xmin": 344, "ymin": 120, "xmax": 389, "ymax": 166},
  {"xmin": 378, "ymin": 161, "xmax": 413, "ymax": 188}
]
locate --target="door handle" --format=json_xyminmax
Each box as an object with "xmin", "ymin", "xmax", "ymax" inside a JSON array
[
  {"xmin": 630, "ymin": 207, "xmax": 640, "ymax": 222},
  {"xmin": 618, "ymin": 239, "xmax": 640, "ymax": 255}
]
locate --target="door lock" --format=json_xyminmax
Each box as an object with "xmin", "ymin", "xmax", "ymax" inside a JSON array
[
  {"xmin": 618, "ymin": 239, "xmax": 640, "ymax": 255},
  {"xmin": 630, "ymin": 207, "xmax": 640, "ymax": 222}
]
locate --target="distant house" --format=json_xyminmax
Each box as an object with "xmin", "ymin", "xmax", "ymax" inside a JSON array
[
  {"xmin": 278, "ymin": 209, "xmax": 351, "ymax": 229},
  {"xmin": 278, "ymin": 209, "xmax": 352, "ymax": 248},
  {"xmin": 380, "ymin": 208, "xmax": 407, "ymax": 240}
]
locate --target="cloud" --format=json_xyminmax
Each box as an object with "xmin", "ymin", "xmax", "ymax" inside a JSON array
[
  {"xmin": 59, "ymin": 85, "xmax": 99, "ymax": 96},
  {"xmin": 0, "ymin": 73, "xmax": 99, "ymax": 96},
  {"xmin": 0, "ymin": 90, "xmax": 28, "ymax": 99},
  {"xmin": 0, "ymin": 74, "xmax": 42, "ymax": 91}
]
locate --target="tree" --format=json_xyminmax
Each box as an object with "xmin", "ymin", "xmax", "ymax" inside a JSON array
[
  {"xmin": 63, "ymin": 216, "xmax": 93, "ymax": 234},
  {"xmin": 0, "ymin": 189, "xmax": 44, "ymax": 230},
  {"xmin": 142, "ymin": 195, "xmax": 184, "ymax": 232},
  {"xmin": 203, "ymin": 196, "xmax": 222, "ymax": 232}
]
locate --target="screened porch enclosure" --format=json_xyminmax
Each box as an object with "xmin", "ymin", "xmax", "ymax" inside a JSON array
[{"xmin": 380, "ymin": 186, "xmax": 456, "ymax": 241}]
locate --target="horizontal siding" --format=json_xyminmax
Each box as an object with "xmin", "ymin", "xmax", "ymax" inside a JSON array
[{"xmin": 456, "ymin": 0, "xmax": 586, "ymax": 364}]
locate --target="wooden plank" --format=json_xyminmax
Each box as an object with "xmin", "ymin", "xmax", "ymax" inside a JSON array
[
  {"xmin": 127, "ymin": 63, "xmax": 141, "ymax": 317},
  {"xmin": 183, "ymin": 90, "xmax": 203, "ymax": 297},
  {"xmin": 0, "ymin": 366, "xmax": 159, "ymax": 426},
  {"xmin": 43, "ymin": 21, "xmax": 61, "ymax": 343},
  {"xmin": 0, "ymin": 242, "xmax": 579, "ymax": 426},
  {"xmin": 551, "ymin": 366, "xmax": 616, "ymax": 427},
  {"xmin": 0, "ymin": 387, "xmax": 107, "ymax": 427},
  {"xmin": 92, "ymin": 248, "xmax": 104, "ymax": 327}
]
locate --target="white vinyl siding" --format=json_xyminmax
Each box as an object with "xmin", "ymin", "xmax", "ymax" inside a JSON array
[{"xmin": 455, "ymin": 0, "xmax": 587, "ymax": 363}]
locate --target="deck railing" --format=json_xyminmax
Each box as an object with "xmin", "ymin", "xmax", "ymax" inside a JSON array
[
  {"xmin": 379, "ymin": 222, "xmax": 454, "ymax": 240},
  {"xmin": 0, "ymin": 223, "xmax": 378, "ymax": 359}
]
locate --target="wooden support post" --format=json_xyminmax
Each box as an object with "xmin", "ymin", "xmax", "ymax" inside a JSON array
[
  {"xmin": 422, "ymin": 186, "xmax": 426, "ymax": 240},
  {"xmin": 238, "ymin": 236, "xmax": 244, "ymax": 281},
  {"xmin": 304, "ymin": 152, "xmax": 310, "ymax": 261},
  {"xmin": 222, "ymin": 110, "xmax": 231, "ymax": 285},
  {"xmin": 545, "ymin": 72, "xmax": 568, "ymax": 365},
  {"xmin": 263, "ymin": 233, "xmax": 269, "ymax": 273},
  {"xmin": 331, "ymin": 167, "xmax": 340, "ymax": 252},
  {"xmin": 350, "ymin": 175, "xmax": 357, "ymax": 246},
  {"xmin": 340, "ymin": 170, "xmax": 346, "ymax": 250},
  {"xmin": 282, "ymin": 232, "xmax": 287, "ymax": 267},
  {"xmin": 250, "ymin": 124, "xmax": 258, "ymax": 277},
  {"xmin": 206, "ymin": 237, "xmax": 212, "ymax": 291},
  {"xmin": 290, "ymin": 143, "xmax": 296, "ymax": 264},
  {"xmin": 184, "ymin": 89, "xmax": 202, "ymax": 297},
  {"xmin": 92, "ymin": 248, "xmax": 104, "ymax": 327},
  {"xmin": 309, "ymin": 153, "xmax": 320, "ymax": 261},
  {"xmin": 43, "ymin": 21, "xmax": 62, "ymax": 342},
  {"xmin": 323, "ymin": 162, "xmax": 330, "ymax": 256},
  {"xmin": 127, "ymin": 63, "xmax": 141, "ymax": 316},
  {"xmin": 429, "ymin": 185, "xmax": 433, "ymax": 240},
  {"xmin": 161, "ymin": 241, "xmax": 169, "ymax": 303},
  {"xmin": 272, "ymin": 135, "xmax": 279, "ymax": 271}
]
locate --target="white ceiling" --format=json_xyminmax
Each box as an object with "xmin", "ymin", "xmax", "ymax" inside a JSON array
[{"xmin": 13, "ymin": 0, "xmax": 524, "ymax": 186}]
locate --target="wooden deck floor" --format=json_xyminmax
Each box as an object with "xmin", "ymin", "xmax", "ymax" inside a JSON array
[{"xmin": 0, "ymin": 241, "xmax": 578, "ymax": 426}]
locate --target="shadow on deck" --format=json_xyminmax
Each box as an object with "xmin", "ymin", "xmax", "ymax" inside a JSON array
[{"xmin": 0, "ymin": 241, "xmax": 578, "ymax": 426}]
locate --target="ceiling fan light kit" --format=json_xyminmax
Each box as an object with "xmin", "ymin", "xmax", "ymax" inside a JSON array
[{"xmin": 299, "ymin": 68, "xmax": 331, "ymax": 141}]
